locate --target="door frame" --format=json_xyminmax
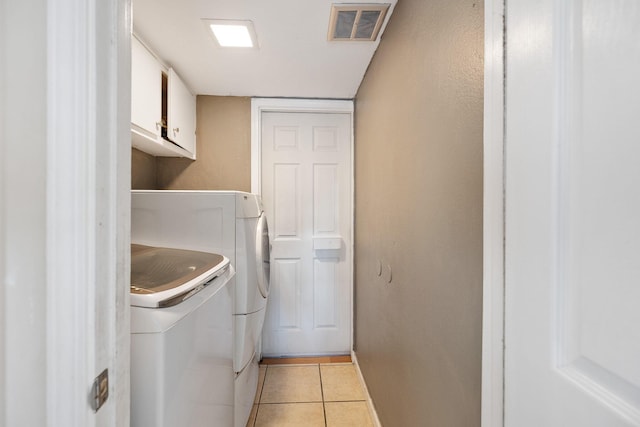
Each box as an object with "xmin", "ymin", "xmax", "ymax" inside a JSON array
[
  {"xmin": 45, "ymin": 0, "xmax": 131, "ymax": 424},
  {"xmin": 482, "ymin": 0, "xmax": 506, "ymax": 426},
  {"xmin": 250, "ymin": 97, "xmax": 355, "ymax": 352},
  {"xmin": 1, "ymin": 0, "xmax": 130, "ymax": 424}
]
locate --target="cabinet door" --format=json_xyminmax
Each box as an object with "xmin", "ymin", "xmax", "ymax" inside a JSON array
[
  {"xmin": 167, "ymin": 68, "xmax": 196, "ymax": 154},
  {"xmin": 131, "ymin": 37, "xmax": 161, "ymax": 137}
]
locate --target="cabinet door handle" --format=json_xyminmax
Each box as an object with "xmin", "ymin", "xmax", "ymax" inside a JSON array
[
  {"xmin": 173, "ymin": 127, "xmax": 180, "ymax": 134},
  {"xmin": 156, "ymin": 122, "xmax": 162, "ymax": 130}
]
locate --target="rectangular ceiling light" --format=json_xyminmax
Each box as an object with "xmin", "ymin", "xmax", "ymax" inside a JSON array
[
  {"xmin": 328, "ymin": 4, "xmax": 390, "ymax": 41},
  {"xmin": 203, "ymin": 19, "xmax": 258, "ymax": 48}
]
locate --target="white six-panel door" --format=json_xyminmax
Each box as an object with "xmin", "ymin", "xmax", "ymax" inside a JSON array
[
  {"xmin": 260, "ymin": 111, "xmax": 352, "ymax": 356},
  {"xmin": 504, "ymin": 1, "xmax": 640, "ymax": 425}
]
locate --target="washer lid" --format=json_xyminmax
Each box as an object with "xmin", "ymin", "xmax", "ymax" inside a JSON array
[{"xmin": 131, "ymin": 244, "xmax": 229, "ymax": 308}]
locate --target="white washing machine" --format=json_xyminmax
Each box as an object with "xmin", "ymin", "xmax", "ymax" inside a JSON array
[
  {"xmin": 130, "ymin": 244, "xmax": 235, "ymax": 427},
  {"xmin": 131, "ymin": 190, "xmax": 271, "ymax": 427}
]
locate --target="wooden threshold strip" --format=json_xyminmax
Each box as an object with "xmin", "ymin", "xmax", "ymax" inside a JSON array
[{"xmin": 260, "ymin": 355, "xmax": 352, "ymax": 365}]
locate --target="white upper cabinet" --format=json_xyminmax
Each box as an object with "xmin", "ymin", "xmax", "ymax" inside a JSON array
[
  {"xmin": 131, "ymin": 36, "xmax": 162, "ymax": 139},
  {"xmin": 130, "ymin": 35, "xmax": 196, "ymax": 159},
  {"xmin": 168, "ymin": 68, "xmax": 196, "ymax": 155}
]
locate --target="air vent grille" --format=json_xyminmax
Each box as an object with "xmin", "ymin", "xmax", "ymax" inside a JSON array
[{"xmin": 328, "ymin": 4, "xmax": 390, "ymax": 41}]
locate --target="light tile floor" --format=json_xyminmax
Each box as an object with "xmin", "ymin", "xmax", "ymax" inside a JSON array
[{"xmin": 247, "ymin": 363, "xmax": 374, "ymax": 427}]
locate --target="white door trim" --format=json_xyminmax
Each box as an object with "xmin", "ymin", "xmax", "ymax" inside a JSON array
[
  {"xmin": 46, "ymin": 0, "xmax": 131, "ymax": 425},
  {"xmin": 250, "ymin": 97, "xmax": 355, "ymax": 352},
  {"xmin": 46, "ymin": 0, "xmax": 97, "ymax": 422},
  {"xmin": 2, "ymin": 0, "xmax": 129, "ymax": 424},
  {"xmin": 481, "ymin": 0, "xmax": 505, "ymax": 426}
]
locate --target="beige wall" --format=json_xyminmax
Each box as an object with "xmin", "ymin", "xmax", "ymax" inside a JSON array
[
  {"xmin": 131, "ymin": 148, "xmax": 156, "ymax": 189},
  {"xmin": 353, "ymin": 0, "xmax": 484, "ymax": 426},
  {"xmin": 131, "ymin": 96, "xmax": 252, "ymax": 191}
]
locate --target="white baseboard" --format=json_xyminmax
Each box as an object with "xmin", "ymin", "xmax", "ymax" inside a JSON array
[{"xmin": 351, "ymin": 351, "xmax": 382, "ymax": 427}]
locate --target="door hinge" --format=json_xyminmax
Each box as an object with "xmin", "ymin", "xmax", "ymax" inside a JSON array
[{"xmin": 91, "ymin": 368, "xmax": 109, "ymax": 412}]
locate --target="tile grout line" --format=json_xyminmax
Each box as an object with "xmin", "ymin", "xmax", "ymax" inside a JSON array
[
  {"xmin": 251, "ymin": 365, "xmax": 268, "ymax": 427},
  {"xmin": 258, "ymin": 401, "xmax": 324, "ymax": 405},
  {"xmin": 256, "ymin": 363, "xmax": 365, "ymax": 426},
  {"xmin": 319, "ymin": 364, "xmax": 327, "ymax": 427}
]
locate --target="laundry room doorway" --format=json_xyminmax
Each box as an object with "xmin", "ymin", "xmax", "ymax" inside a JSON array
[{"xmin": 251, "ymin": 99, "xmax": 353, "ymax": 357}]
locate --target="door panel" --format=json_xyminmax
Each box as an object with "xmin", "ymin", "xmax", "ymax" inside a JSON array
[
  {"xmin": 314, "ymin": 258, "xmax": 339, "ymax": 328},
  {"xmin": 273, "ymin": 259, "xmax": 303, "ymax": 329},
  {"xmin": 505, "ymin": 0, "xmax": 640, "ymax": 425},
  {"xmin": 131, "ymin": 36, "xmax": 162, "ymax": 137},
  {"xmin": 273, "ymin": 164, "xmax": 301, "ymax": 238},
  {"xmin": 168, "ymin": 68, "xmax": 196, "ymax": 154},
  {"xmin": 314, "ymin": 165, "xmax": 339, "ymax": 233},
  {"xmin": 261, "ymin": 112, "xmax": 352, "ymax": 356}
]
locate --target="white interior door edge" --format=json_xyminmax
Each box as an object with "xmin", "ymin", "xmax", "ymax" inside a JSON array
[{"xmin": 481, "ymin": 0, "xmax": 506, "ymax": 426}]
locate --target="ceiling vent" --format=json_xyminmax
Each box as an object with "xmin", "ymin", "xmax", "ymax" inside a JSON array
[{"xmin": 328, "ymin": 3, "xmax": 390, "ymax": 41}]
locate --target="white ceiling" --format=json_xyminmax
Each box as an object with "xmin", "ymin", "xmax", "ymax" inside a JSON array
[{"xmin": 132, "ymin": 0, "xmax": 397, "ymax": 99}]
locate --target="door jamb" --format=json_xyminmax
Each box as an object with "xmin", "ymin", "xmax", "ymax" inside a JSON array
[
  {"xmin": 482, "ymin": 0, "xmax": 506, "ymax": 426},
  {"xmin": 46, "ymin": 0, "xmax": 131, "ymax": 424}
]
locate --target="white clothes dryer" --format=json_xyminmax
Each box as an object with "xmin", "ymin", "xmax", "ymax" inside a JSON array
[{"xmin": 131, "ymin": 190, "xmax": 271, "ymax": 427}]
